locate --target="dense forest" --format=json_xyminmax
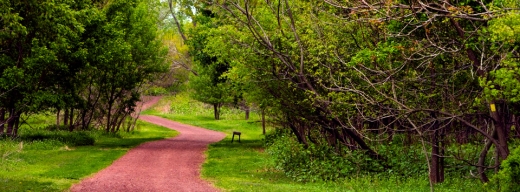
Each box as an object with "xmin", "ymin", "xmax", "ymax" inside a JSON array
[
  {"xmin": 181, "ymin": 0, "xmax": 520, "ymax": 189},
  {"xmin": 2, "ymin": 0, "xmax": 520, "ymax": 191},
  {"xmin": 0, "ymin": 0, "xmax": 169, "ymax": 134}
]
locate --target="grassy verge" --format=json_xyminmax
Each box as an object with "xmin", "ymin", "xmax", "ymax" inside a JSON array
[
  {"xmin": 144, "ymin": 93, "xmax": 483, "ymax": 192},
  {"xmin": 0, "ymin": 120, "xmax": 178, "ymax": 192}
]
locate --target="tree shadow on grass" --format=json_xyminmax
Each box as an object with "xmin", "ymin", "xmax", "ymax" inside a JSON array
[
  {"xmin": 211, "ymin": 139, "xmax": 264, "ymax": 150},
  {"xmin": 0, "ymin": 177, "xmax": 61, "ymax": 192},
  {"xmin": 94, "ymin": 137, "xmax": 167, "ymax": 149}
]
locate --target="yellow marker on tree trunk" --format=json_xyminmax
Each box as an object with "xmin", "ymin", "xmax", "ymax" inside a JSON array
[{"xmin": 490, "ymin": 104, "xmax": 496, "ymax": 112}]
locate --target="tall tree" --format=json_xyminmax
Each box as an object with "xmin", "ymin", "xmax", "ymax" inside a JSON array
[
  {"xmin": 0, "ymin": 0, "xmax": 91, "ymax": 137},
  {"xmin": 187, "ymin": 10, "xmax": 232, "ymax": 120}
]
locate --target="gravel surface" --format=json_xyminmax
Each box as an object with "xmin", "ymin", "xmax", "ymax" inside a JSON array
[{"xmin": 71, "ymin": 98, "xmax": 225, "ymax": 192}]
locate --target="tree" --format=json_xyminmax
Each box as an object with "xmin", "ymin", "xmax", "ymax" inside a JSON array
[
  {"xmin": 76, "ymin": 0, "xmax": 168, "ymax": 132},
  {"xmin": 0, "ymin": 0, "xmax": 91, "ymax": 137},
  {"xmin": 187, "ymin": 10, "xmax": 233, "ymax": 120}
]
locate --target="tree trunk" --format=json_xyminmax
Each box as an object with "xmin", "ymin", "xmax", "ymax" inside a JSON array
[
  {"xmin": 0, "ymin": 108, "xmax": 5, "ymax": 136},
  {"xmin": 245, "ymin": 105, "xmax": 250, "ymax": 120},
  {"xmin": 478, "ymin": 137, "xmax": 493, "ymax": 182},
  {"xmin": 64, "ymin": 108, "xmax": 69, "ymax": 127},
  {"xmin": 430, "ymin": 129, "xmax": 444, "ymax": 183},
  {"xmin": 69, "ymin": 108, "xmax": 74, "ymax": 131},
  {"xmin": 168, "ymin": 0, "xmax": 187, "ymax": 41},
  {"xmin": 56, "ymin": 109, "xmax": 61, "ymax": 129},
  {"xmin": 106, "ymin": 102, "xmax": 113, "ymax": 132},
  {"xmin": 6, "ymin": 109, "xmax": 15, "ymax": 137},
  {"xmin": 13, "ymin": 112, "xmax": 20, "ymax": 137},
  {"xmin": 288, "ymin": 122, "xmax": 308, "ymax": 147},
  {"xmin": 261, "ymin": 108, "xmax": 266, "ymax": 135},
  {"xmin": 213, "ymin": 103, "xmax": 220, "ymax": 120},
  {"xmin": 489, "ymin": 102, "xmax": 509, "ymax": 159}
]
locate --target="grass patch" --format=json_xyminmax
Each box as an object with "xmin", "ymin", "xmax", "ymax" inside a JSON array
[
  {"xmin": 0, "ymin": 120, "xmax": 178, "ymax": 192},
  {"xmin": 145, "ymin": 93, "xmax": 484, "ymax": 192}
]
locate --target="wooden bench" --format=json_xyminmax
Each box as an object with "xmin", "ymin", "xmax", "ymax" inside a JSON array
[{"xmin": 232, "ymin": 131, "xmax": 241, "ymax": 143}]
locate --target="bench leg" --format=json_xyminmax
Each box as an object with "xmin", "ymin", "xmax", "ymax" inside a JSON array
[{"xmin": 232, "ymin": 134, "xmax": 235, "ymax": 143}]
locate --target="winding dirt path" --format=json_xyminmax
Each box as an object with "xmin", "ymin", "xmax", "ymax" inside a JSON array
[{"xmin": 71, "ymin": 97, "xmax": 226, "ymax": 192}]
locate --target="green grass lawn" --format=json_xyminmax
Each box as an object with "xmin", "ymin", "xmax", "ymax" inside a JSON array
[
  {"xmin": 143, "ymin": 93, "xmax": 484, "ymax": 192},
  {"xmin": 0, "ymin": 120, "xmax": 178, "ymax": 192}
]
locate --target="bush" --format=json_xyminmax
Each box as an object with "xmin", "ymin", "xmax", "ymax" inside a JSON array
[
  {"xmin": 266, "ymin": 130, "xmax": 383, "ymax": 182},
  {"xmin": 488, "ymin": 146, "xmax": 520, "ymax": 192},
  {"xmin": 20, "ymin": 131, "xmax": 95, "ymax": 146}
]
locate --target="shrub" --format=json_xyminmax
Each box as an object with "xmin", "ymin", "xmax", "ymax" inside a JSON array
[
  {"xmin": 488, "ymin": 146, "xmax": 520, "ymax": 192},
  {"xmin": 20, "ymin": 131, "xmax": 95, "ymax": 146},
  {"xmin": 266, "ymin": 130, "xmax": 382, "ymax": 182}
]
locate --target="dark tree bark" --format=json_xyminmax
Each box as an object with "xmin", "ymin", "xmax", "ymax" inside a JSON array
[
  {"xmin": 288, "ymin": 122, "xmax": 308, "ymax": 147},
  {"xmin": 261, "ymin": 108, "xmax": 266, "ymax": 135},
  {"xmin": 490, "ymin": 102, "xmax": 510, "ymax": 159},
  {"xmin": 64, "ymin": 108, "xmax": 69, "ymax": 127},
  {"xmin": 13, "ymin": 112, "xmax": 20, "ymax": 136},
  {"xmin": 478, "ymin": 137, "xmax": 493, "ymax": 182},
  {"xmin": 6, "ymin": 109, "xmax": 16, "ymax": 137},
  {"xmin": 430, "ymin": 127, "xmax": 444, "ymax": 183},
  {"xmin": 56, "ymin": 109, "xmax": 61, "ymax": 129},
  {"xmin": 213, "ymin": 103, "xmax": 220, "ymax": 120},
  {"xmin": 69, "ymin": 108, "xmax": 74, "ymax": 130},
  {"xmin": 106, "ymin": 101, "xmax": 113, "ymax": 132},
  {"xmin": 0, "ymin": 108, "xmax": 5, "ymax": 136}
]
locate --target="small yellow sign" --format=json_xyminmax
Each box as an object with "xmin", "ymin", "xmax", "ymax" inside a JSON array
[{"xmin": 490, "ymin": 104, "xmax": 496, "ymax": 112}]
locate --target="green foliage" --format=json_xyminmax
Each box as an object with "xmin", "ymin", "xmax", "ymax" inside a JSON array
[
  {"xmin": 144, "ymin": 86, "xmax": 169, "ymax": 96},
  {"xmin": 488, "ymin": 146, "xmax": 520, "ymax": 192},
  {"xmin": 186, "ymin": 11, "xmax": 237, "ymax": 120},
  {"xmin": 481, "ymin": 10, "xmax": 520, "ymax": 103},
  {"xmin": 0, "ymin": 0, "xmax": 168, "ymax": 135}
]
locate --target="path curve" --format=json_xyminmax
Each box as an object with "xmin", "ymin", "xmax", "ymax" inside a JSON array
[{"xmin": 71, "ymin": 97, "xmax": 226, "ymax": 192}]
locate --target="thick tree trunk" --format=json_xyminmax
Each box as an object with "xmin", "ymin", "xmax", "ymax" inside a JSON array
[
  {"xmin": 489, "ymin": 102, "xmax": 509, "ymax": 159},
  {"xmin": 430, "ymin": 129, "xmax": 444, "ymax": 183},
  {"xmin": 288, "ymin": 123, "xmax": 308, "ymax": 146},
  {"xmin": 213, "ymin": 103, "xmax": 220, "ymax": 120},
  {"xmin": 13, "ymin": 112, "xmax": 20, "ymax": 136},
  {"xmin": 64, "ymin": 108, "xmax": 69, "ymax": 127}
]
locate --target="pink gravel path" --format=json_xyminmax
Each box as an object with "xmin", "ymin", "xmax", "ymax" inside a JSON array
[{"xmin": 71, "ymin": 97, "xmax": 226, "ymax": 192}]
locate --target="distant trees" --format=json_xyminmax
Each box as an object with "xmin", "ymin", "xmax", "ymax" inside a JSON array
[{"xmin": 0, "ymin": 0, "xmax": 167, "ymax": 136}]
